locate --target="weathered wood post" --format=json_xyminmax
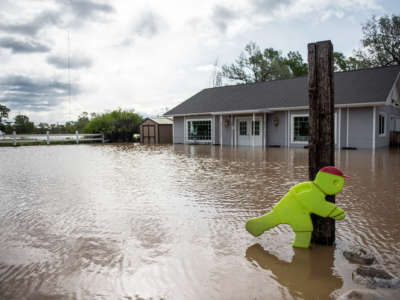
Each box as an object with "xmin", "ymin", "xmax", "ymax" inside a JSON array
[
  {"xmin": 46, "ymin": 131, "xmax": 50, "ymax": 145},
  {"xmin": 102, "ymin": 132, "xmax": 105, "ymax": 144},
  {"xmin": 75, "ymin": 130, "xmax": 79, "ymax": 144},
  {"xmin": 13, "ymin": 130, "xmax": 16, "ymax": 146},
  {"xmin": 307, "ymin": 40, "xmax": 335, "ymax": 245}
]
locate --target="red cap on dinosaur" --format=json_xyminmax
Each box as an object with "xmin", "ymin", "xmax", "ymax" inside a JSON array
[{"xmin": 320, "ymin": 166, "xmax": 350, "ymax": 178}]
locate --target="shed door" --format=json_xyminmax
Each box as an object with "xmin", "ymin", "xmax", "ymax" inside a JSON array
[{"xmin": 143, "ymin": 125, "xmax": 156, "ymax": 144}]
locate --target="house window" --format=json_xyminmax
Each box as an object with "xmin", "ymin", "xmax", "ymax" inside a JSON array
[
  {"xmin": 239, "ymin": 121, "xmax": 247, "ymax": 135},
  {"xmin": 252, "ymin": 121, "xmax": 260, "ymax": 136},
  {"xmin": 378, "ymin": 114, "xmax": 386, "ymax": 136},
  {"xmin": 293, "ymin": 116, "xmax": 309, "ymax": 142},
  {"xmin": 187, "ymin": 120, "xmax": 211, "ymax": 140}
]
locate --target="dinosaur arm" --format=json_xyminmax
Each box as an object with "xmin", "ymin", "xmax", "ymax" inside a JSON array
[{"xmin": 290, "ymin": 183, "xmax": 341, "ymax": 218}]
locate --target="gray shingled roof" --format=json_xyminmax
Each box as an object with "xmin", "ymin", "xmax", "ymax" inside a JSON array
[{"xmin": 165, "ymin": 65, "xmax": 400, "ymax": 116}]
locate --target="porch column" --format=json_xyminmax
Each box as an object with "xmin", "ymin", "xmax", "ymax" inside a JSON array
[
  {"xmin": 372, "ymin": 106, "xmax": 376, "ymax": 150},
  {"xmin": 252, "ymin": 113, "xmax": 255, "ymax": 147},
  {"xmin": 172, "ymin": 116, "xmax": 175, "ymax": 144},
  {"xmin": 220, "ymin": 114, "xmax": 223, "ymax": 147},
  {"xmin": 212, "ymin": 115, "xmax": 216, "ymax": 145},
  {"xmin": 338, "ymin": 108, "xmax": 341, "ymax": 150},
  {"xmin": 346, "ymin": 108, "xmax": 349, "ymax": 148},
  {"xmin": 184, "ymin": 116, "xmax": 186, "ymax": 144},
  {"xmin": 263, "ymin": 112, "xmax": 266, "ymax": 148},
  {"xmin": 231, "ymin": 114, "xmax": 233, "ymax": 146},
  {"xmin": 287, "ymin": 111, "xmax": 290, "ymax": 148}
]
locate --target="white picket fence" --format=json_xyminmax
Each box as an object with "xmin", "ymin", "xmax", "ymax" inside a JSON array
[{"xmin": 0, "ymin": 131, "xmax": 105, "ymax": 146}]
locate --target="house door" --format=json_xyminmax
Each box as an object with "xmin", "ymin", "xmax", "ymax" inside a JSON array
[{"xmin": 237, "ymin": 117, "xmax": 262, "ymax": 146}]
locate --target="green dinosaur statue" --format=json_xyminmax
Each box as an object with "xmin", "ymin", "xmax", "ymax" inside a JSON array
[{"xmin": 245, "ymin": 166, "xmax": 348, "ymax": 248}]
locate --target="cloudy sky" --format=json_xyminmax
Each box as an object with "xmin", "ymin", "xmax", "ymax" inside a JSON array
[{"xmin": 0, "ymin": 0, "xmax": 399, "ymax": 124}]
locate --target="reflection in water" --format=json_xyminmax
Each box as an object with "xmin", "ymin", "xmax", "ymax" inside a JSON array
[
  {"xmin": 0, "ymin": 145, "xmax": 399, "ymax": 299},
  {"xmin": 246, "ymin": 244, "xmax": 342, "ymax": 300}
]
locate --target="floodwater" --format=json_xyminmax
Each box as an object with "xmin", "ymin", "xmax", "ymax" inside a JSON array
[{"xmin": 0, "ymin": 144, "xmax": 399, "ymax": 300}]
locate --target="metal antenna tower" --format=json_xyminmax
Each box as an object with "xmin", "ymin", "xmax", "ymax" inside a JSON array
[{"xmin": 68, "ymin": 28, "xmax": 71, "ymax": 121}]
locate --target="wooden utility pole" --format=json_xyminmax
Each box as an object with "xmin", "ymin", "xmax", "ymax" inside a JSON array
[{"xmin": 307, "ymin": 40, "xmax": 335, "ymax": 245}]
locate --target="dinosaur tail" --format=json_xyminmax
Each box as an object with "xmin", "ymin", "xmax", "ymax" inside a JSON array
[{"xmin": 245, "ymin": 211, "xmax": 280, "ymax": 237}]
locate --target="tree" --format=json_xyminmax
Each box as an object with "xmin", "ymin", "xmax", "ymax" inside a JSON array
[
  {"xmin": 75, "ymin": 112, "xmax": 90, "ymax": 132},
  {"xmin": 284, "ymin": 51, "xmax": 308, "ymax": 77},
  {"xmin": 0, "ymin": 104, "xmax": 10, "ymax": 123},
  {"xmin": 84, "ymin": 109, "xmax": 143, "ymax": 142},
  {"xmin": 0, "ymin": 104, "xmax": 10, "ymax": 133},
  {"xmin": 14, "ymin": 115, "xmax": 34, "ymax": 134},
  {"xmin": 359, "ymin": 14, "xmax": 400, "ymax": 66},
  {"xmin": 35, "ymin": 122, "xmax": 49, "ymax": 134},
  {"xmin": 221, "ymin": 42, "xmax": 292, "ymax": 84},
  {"xmin": 333, "ymin": 52, "xmax": 349, "ymax": 72}
]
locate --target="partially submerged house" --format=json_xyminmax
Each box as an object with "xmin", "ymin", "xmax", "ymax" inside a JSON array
[{"xmin": 165, "ymin": 65, "xmax": 400, "ymax": 149}]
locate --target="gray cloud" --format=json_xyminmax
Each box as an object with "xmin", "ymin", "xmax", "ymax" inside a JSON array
[
  {"xmin": 134, "ymin": 11, "xmax": 164, "ymax": 38},
  {"xmin": 0, "ymin": 1, "xmax": 114, "ymax": 37},
  {"xmin": 251, "ymin": 0, "xmax": 293, "ymax": 13},
  {"xmin": 0, "ymin": 10, "xmax": 60, "ymax": 37},
  {"xmin": 64, "ymin": 0, "xmax": 114, "ymax": 19},
  {"xmin": 211, "ymin": 5, "xmax": 238, "ymax": 33},
  {"xmin": 46, "ymin": 54, "xmax": 93, "ymax": 69},
  {"xmin": 0, "ymin": 75, "xmax": 79, "ymax": 111},
  {"xmin": 0, "ymin": 37, "xmax": 50, "ymax": 54}
]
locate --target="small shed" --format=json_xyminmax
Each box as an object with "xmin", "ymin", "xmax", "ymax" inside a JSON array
[{"xmin": 140, "ymin": 117, "xmax": 173, "ymax": 144}]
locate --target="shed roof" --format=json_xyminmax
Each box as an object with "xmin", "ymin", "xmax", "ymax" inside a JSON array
[
  {"xmin": 142, "ymin": 117, "xmax": 173, "ymax": 125},
  {"xmin": 165, "ymin": 65, "xmax": 400, "ymax": 116}
]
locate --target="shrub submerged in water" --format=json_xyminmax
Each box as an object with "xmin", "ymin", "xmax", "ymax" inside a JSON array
[{"xmin": 84, "ymin": 109, "xmax": 142, "ymax": 142}]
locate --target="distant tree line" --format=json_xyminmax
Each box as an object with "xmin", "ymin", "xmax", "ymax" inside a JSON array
[
  {"xmin": 0, "ymin": 106, "xmax": 143, "ymax": 142},
  {"xmin": 220, "ymin": 14, "xmax": 400, "ymax": 84}
]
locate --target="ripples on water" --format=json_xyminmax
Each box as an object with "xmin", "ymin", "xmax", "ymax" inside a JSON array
[{"xmin": 0, "ymin": 144, "xmax": 399, "ymax": 299}]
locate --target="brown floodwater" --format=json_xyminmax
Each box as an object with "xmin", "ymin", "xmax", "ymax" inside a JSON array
[{"xmin": 0, "ymin": 144, "xmax": 399, "ymax": 300}]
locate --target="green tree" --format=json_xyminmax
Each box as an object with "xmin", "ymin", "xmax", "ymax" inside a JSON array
[
  {"xmin": 284, "ymin": 51, "xmax": 308, "ymax": 77},
  {"xmin": 35, "ymin": 122, "xmax": 49, "ymax": 134},
  {"xmin": 84, "ymin": 109, "xmax": 143, "ymax": 142},
  {"xmin": 75, "ymin": 112, "xmax": 90, "ymax": 132},
  {"xmin": 221, "ymin": 42, "xmax": 292, "ymax": 84},
  {"xmin": 0, "ymin": 104, "xmax": 10, "ymax": 122},
  {"xmin": 0, "ymin": 104, "xmax": 11, "ymax": 133},
  {"xmin": 359, "ymin": 15, "xmax": 400, "ymax": 66},
  {"xmin": 14, "ymin": 115, "xmax": 34, "ymax": 134},
  {"xmin": 334, "ymin": 52, "xmax": 349, "ymax": 71}
]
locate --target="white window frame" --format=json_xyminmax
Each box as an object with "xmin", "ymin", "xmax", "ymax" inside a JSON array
[
  {"xmin": 290, "ymin": 113, "xmax": 337, "ymax": 145},
  {"xmin": 378, "ymin": 112, "xmax": 386, "ymax": 137},
  {"xmin": 185, "ymin": 118, "xmax": 213, "ymax": 143},
  {"xmin": 291, "ymin": 114, "xmax": 309, "ymax": 144}
]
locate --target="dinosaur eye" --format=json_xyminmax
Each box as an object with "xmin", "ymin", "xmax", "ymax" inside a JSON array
[{"xmin": 333, "ymin": 179, "xmax": 339, "ymax": 186}]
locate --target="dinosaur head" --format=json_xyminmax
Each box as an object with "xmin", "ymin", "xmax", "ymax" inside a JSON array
[{"xmin": 314, "ymin": 166, "xmax": 349, "ymax": 195}]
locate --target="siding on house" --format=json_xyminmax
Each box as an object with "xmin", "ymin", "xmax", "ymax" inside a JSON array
[
  {"xmin": 386, "ymin": 105, "xmax": 400, "ymax": 132},
  {"xmin": 221, "ymin": 115, "xmax": 233, "ymax": 145},
  {"xmin": 173, "ymin": 116, "xmax": 184, "ymax": 144},
  {"xmin": 173, "ymin": 106, "xmax": 400, "ymax": 149},
  {"xmin": 338, "ymin": 108, "xmax": 347, "ymax": 149},
  {"xmin": 347, "ymin": 107, "xmax": 373, "ymax": 149},
  {"xmin": 267, "ymin": 111, "xmax": 287, "ymax": 147}
]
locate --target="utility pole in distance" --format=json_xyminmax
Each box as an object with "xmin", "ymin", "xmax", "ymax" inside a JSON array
[{"xmin": 307, "ymin": 40, "xmax": 335, "ymax": 245}]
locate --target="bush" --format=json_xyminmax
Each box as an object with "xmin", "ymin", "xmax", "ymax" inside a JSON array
[{"xmin": 84, "ymin": 109, "xmax": 143, "ymax": 142}]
